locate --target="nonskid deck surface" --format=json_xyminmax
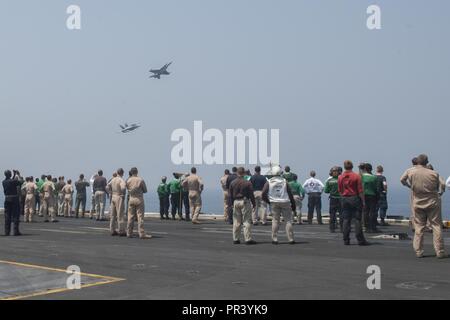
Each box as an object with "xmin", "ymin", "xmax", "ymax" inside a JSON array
[{"xmin": 0, "ymin": 217, "xmax": 449, "ymax": 300}]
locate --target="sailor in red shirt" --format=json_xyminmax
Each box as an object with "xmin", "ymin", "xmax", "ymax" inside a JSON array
[{"xmin": 338, "ymin": 160, "xmax": 369, "ymax": 246}]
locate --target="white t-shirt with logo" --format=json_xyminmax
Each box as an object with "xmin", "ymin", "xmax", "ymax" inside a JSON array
[
  {"xmin": 302, "ymin": 177, "xmax": 324, "ymax": 194},
  {"xmin": 268, "ymin": 177, "xmax": 289, "ymax": 203}
]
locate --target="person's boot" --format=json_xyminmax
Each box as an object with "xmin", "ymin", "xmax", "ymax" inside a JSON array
[{"xmin": 13, "ymin": 225, "xmax": 21, "ymax": 236}]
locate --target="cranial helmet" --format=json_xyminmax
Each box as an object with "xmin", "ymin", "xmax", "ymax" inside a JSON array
[{"xmin": 270, "ymin": 165, "xmax": 282, "ymax": 176}]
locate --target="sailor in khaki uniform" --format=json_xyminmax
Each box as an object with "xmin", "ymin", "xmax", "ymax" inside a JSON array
[
  {"xmin": 182, "ymin": 167, "xmax": 204, "ymax": 224},
  {"xmin": 24, "ymin": 177, "xmax": 36, "ymax": 223},
  {"xmin": 402, "ymin": 155, "xmax": 446, "ymax": 259},
  {"xmin": 400, "ymin": 157, "xmax": 419, "ymax": 230},
  {"xmin": 262, "ymin": 165, "xmax": 296, "ymax": 244},
  {"xmin": 62, "ymin": 180, "xmax": 74, "ymax": 217},
  {"xmin": 108, "ymin": 168, "xmax": 127, "ymax": 236},
  {"xmin": 126, "ymin": 167, "xmax": 151, "ymax": 239},
  {"xmin": 42, "ymin": 175, "xmax": 58, "ymax": 222},
  {"xmin": 228, "ymin": 167, "xmax": 256, "ymax": 245},
  {"xmin": 56, "ymin": 177, "xmax": 66, "ymax": 217},
  {"xmin": 220, "ymin": 170, "xmax": 230, "ymax": 221}
]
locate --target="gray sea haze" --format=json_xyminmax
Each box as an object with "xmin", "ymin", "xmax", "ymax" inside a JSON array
[{"xmin": 1, "ymin": 187, "xmax": 449, "ymax": 220}]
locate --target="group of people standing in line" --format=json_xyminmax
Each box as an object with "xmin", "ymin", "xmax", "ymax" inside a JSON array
[
  {"xmin": 2, "ymin": 154, "xmax": 448, "ymax": 258},
  {"xmin": 219, "ymin": 157, "xmax": 447, "ymax": 258},
  {"xmin": 220, "ymin": 163, "xmax": 389, "ymax": 234},
  {"xmin": 156, "ymin": 168, "xmax": 204, "ymax": 224},
  {"xmin": 2, "ymin": 168, "xmax": 152, "ymax": 239}
]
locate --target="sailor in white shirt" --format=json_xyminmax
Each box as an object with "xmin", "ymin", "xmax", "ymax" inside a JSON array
[
  {"xmin": 303, "ymin": 171, "xmax": 324, "ymax": 224},
  {"xmin": 446, "ymin": 176, "xmax": 450, "ymax": 190}
]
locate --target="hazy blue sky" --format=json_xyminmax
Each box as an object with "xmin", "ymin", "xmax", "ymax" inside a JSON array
[{"xmin": 1, "ymin": 0, "xmax": 449, "ymax": 191}]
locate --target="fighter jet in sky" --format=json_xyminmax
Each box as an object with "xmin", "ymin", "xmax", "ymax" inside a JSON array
[
  {"xmin": 119, "ymin": 123, "xmax": 141, "ymax": 133},
  {"xmin": 149, "ymin": 62, "xmax": 172, "ymax": 79}
]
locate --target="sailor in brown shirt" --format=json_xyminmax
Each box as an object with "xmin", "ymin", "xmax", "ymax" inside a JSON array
[
  {"xmin": 401, "ymin": 154, "xmax": 446, "ymax": 259},
  {"xmin": 126, "ymin": 167, "xmax": 151, "ymax": 239},
  {"xmin": 182, "ymin": 167, "xmax": 204, "ymax": 224},
  {"xmin": 228, "ymin": 167, "xmax": 256, "ymax": 245},
  {"xmin": 93, "ymin": 170, "xmax": 108, "ymax": 221}
]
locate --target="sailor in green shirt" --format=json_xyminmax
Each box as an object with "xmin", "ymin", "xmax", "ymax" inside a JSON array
[
  {"xmin": 282, "ymin": 166, "xmax": 296, "ymax": 183},
  {"xmin": 36, "ymin": 175, "xmax": 46, "ymax": 217},
  {"xmin": 167, "ymin": 174, "xmax": 182, "ymax": 220},
  {"xmin": 324, "ymin": 167, "xmax": 342, "ymax": 233},
  {"xmin": 157, "ymin": 176, "xmax": 170, "ymax": 220},
  {"xmin": 244, "ymin": 169, "xmax": 252, "ymax": 181},
  {"xmin": 359, "ymin": 163, "xmax": 381, "ymax": 233},
  {"xmin": 288, "ymin": 174, "xmax": 305, "ymax": 224}
]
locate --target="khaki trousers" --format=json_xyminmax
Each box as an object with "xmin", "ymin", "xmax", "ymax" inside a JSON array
[
  {"xmin": 39, "ymin": 192, "xmax": 45, "ymax": 216},
  {"xmin": 413, "ymin": 204, "xmax": 445, "ymax": 256},
  {"xmin": 24, "ymin": 194, "xmax": 35, "ymax": 222},
  {"xmin": 293, "ymin": 195, "xmax": 303, "ymax": 217},
  {"xmin": 233, "ymin": 199, "xmax": 253, "ymax": 242},
  {"xmin": 110, "ymin": 194, "xmax": 126, "ymax": 234},
  {"xmin": 42, "ymin": 193, "xmax": 56, "ymax": 221},
  {"xmin": 252, "ymin": 191, "xmax": 267, "ymax": 224},
  {"xmin": 95, "ymin": 191, "xmax": 106, "ymax": 219},
  {"xmin": 127, "ymin": 197, "xmax": 145, "ymax": 237},
  {"xmin": 64, "ymin": 195, "xmax": 73, "ymax": 217},
  {"xmin": 189, "ymin": 192, "xmax": 202, "ymax": 222},
  {"xmin": 223, "ymin": 190, "xmax": 230, "ymax": 220},
  {"xmin": 90, "ymin": 193, "xmax": 96, "ymax": 217},
  {"xmin": 58, "ymin": 193, "xmax": 65, "ymax": 216},
  {"xmin": 271, "ymin": 202, "xmax": 294, "ymax": 242}
]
